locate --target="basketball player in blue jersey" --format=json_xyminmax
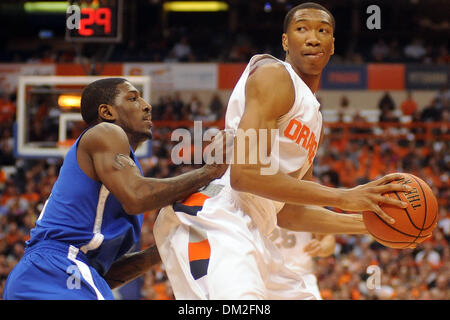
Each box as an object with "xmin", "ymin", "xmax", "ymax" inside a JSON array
[{"xmin": 3, "ymin": 78, "xmax": 230, "ymax": 300}]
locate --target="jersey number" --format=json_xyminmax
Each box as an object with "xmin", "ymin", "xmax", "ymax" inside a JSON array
[{"xmin": 269, "ymin": 228, "xmax": 296, "ymax": 248}]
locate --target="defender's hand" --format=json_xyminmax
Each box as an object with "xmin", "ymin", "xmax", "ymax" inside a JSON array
[
  {"xmin": 204, "ymin": 129, "xmax": 234, "ymax": 179},
  {"xmin": 303, "ymin": 239, "xmax": 323, "ymax": 257}
]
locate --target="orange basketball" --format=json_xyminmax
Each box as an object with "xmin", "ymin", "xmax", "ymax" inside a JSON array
[{"xmin": 362, "ymin": 173, "xmax": 439, "ymax": 249}]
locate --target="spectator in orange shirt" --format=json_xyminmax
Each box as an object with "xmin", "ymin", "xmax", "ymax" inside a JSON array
[
  {"xmin": 400, "ymin": 91, "xmax": 419, "ymax": 116},
  {"xmin": 0, "ymin": 96, "xmax": 16, "ymax": 123}
]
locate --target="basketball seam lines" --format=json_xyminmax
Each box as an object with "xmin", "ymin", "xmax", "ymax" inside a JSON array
[
  {"xmin": 412, "ymin": 176, "xmax": 437, "ymax": 230},
  {"xmin": 410, "ymin": 176, "xmax": 427, "ymax": 246},
  {"xmin": 393, "ymin": 192, "xmax": 422, "ymax": 231},
  {"xmin": 381, "ymin": 179, "xmax": 419, "ymax": 248},
  {"xmin": 370, "ymin": 233, "xmax": 420, "ymax": 245},
  {"xmin": 369, "ymin": 205, "xmax": 429, "ymax": 239}
]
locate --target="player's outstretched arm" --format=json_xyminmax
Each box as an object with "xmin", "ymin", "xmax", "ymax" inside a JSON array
[
  {"xmin": 277, "ymin": 203, "xmax": 367, "ymax": 234},
  {"xmin": 278, "ymin": 203, "xmax": 422, "ymax": 249},
  {"xmin": 103, "ymin": 245, "xmax": 161, "ymax": 289},
  {"xmin": 80, "ymin": 123, "xmax": 229, "ymax": 214}
]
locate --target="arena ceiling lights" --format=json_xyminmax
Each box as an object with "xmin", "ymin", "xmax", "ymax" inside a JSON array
[
  {"xmin": 24, "ymin": 1, "xmax": 68, "ymax": 13},
  {"xmin": 23, "ymin": 1, "xmax": 229, "ymax": 13},
  {"xmin": 163, "ymin": 1, "xmax": 229, "ymax": 12}
]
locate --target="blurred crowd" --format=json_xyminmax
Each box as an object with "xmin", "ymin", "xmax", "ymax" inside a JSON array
[
  {"xmin": 1, "ymin": 1, "xmax": 449, "ymax": 65},
  {"xmin": 0, "ymin": 87, "xmax": 449, "ymax": 300},
  {"xmin": 313, "ymin": 112, "xmax": 449, "ymax": 299},
  {"xmin": 5, "ymin": 34, "xmax": 449, "ymax": 66}
]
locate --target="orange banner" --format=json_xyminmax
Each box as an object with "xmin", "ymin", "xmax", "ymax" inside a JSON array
[
  {"xmin": 218, "ymin": 63, "xmax": 246, "ymax": 90},
  {"xmin": 368, "ymin": 64, "xmax": 405, "ymax": 90}
]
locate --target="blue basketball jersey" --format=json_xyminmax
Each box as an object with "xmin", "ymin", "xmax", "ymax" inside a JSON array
[{"xmin": 27, "ymin": 129, "xmax": 144, "ymax": 276}]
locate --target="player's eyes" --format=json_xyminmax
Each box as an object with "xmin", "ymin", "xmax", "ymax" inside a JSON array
[{"xmin": 129, "ymin": 97, "xmax": 137, "ymax": 101}]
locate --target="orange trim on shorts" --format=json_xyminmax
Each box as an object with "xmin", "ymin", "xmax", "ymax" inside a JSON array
[
  {"xmin": 183, "ymin": 192, "xmax": 210, "ymax": 207},
  {"xmin": 188, "ymin": 239, "xmax": 211, "ymax": 262}
]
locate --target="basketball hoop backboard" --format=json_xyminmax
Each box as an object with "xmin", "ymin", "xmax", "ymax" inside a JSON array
[{"xmin": 15, "ymin": 75, "xmax": 152, "ymax": 159}]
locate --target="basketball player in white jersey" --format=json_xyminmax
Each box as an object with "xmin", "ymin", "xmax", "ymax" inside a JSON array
[{"xmin": 154, "ymin": 2, "xmax": 414, "ymax": 299}]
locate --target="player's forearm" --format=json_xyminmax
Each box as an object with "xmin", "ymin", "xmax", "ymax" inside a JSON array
[
  {"xmin": 231, "ymin": 166, "xmax": 345, "ymax": 208},
  {"xmin": 103, "ymin": 245, "xmax": 161, "ymax": 289},
  {"xmin": 125, "ymin": 167, "xmax": 217, "ymax": 214},
  {"xmin": 277, "ymin": 204, "xmax": 367, "ymax": 234}
]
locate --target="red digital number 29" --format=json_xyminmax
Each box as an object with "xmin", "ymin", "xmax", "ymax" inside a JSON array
[{"xmin": 79, "ymin": 8, "xmax": 111, "ymax": 36}]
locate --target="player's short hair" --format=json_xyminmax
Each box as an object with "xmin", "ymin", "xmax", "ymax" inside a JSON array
[
  {"xmin": 283, "ymin": 2, "xmax": 335, "ymax": 33},
  {"xmin": 81, "ymin": 78, "xmax": 127, "ymax": 126}
]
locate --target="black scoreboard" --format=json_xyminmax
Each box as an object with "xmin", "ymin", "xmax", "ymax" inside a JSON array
[{"xmin": 65, "ymin": 0, "xmax": 123, "ymax": 43}]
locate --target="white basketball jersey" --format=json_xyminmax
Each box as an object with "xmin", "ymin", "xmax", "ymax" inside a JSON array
[
  {"xmin": 217, "ymin": 54, "xmax": 323, "ymax": 236},
  {"xmin": 270, "ymin": 227, "xmax": 314, "ymax": 274}
]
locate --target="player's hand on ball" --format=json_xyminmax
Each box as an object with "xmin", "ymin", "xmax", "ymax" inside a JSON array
[{"xmin": 341, "ymin": 173, "xmax": 414, "ymax": 224}]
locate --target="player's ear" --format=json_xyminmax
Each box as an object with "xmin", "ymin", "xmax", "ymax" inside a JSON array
[
  {"xmin": 98, "ymin": 104, "xmax": 116, "ymax": 122},
  {"xmin": 282, "ymin": 33, "xmax": 289, "ymax": 53},
  {"xmin": 331, "ymin": 36, "xmax": 335, "ymax": 55}
]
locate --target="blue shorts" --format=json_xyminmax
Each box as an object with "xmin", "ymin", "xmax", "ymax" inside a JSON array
[{"xmin": 3, "ymin": 240, "xmax": 114, "ymax": 300}]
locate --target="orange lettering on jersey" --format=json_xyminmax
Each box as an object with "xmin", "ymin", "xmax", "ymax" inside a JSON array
[
  {"xmin": 295, "ymin": 125, "xmax": 310, "ymax": 148},
  {"xmin": 284, "ymin": 118, "xmax": 318, "ymax": 164},
  {"xmin": 284, "ymin": 119, "xmax": 302, "ymax": 140},
  {"xmin": 306, "ymin": 132, "xmax": 317, "ymax": 164}
]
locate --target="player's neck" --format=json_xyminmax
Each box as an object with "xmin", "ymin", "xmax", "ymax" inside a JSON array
[
  {"xmin": 126, "ymin": 134, "xmax": 139, "ymax": 152},
  {"xmin": 285, "ymin": 58, "xmax": 321, "ymax": 93},
  {"xmin": 297, "ymin": 73, "xmax": 321, "ymax": 93}
]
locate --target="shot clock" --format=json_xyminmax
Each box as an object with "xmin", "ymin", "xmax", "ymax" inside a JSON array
[{"xmin": 65, "ymin": 0, "xmax": 123, "ymax": 43}]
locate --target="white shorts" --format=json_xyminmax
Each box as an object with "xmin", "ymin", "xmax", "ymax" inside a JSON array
[
  {"xmin": 297, "ymin": 274, "xmax": 322, "ymax": 300},
  {"xmin": 153, "ymin": 184, "xmax": 317, "ymax": 300}
]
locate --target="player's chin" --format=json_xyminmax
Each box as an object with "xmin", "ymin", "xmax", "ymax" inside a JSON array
[
  {"xmin": 136, "ymin": 129, "xmax": 153, "ymax": 141},
  {"xmin": 302, "ymin": 57, "xmax": 329, "ymax": 72},
  {"xmin": 304, "ymin": 63, "xmax": 325, "ymax": 75},
  {"xmin": 144, "ymin": 130, "xmax": 153, "ymax": 140}
]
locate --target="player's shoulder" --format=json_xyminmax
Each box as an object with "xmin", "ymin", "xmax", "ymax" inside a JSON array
[
  {"xmin": 244, "ymin": 59, "xmax": 295, "ymax": 117},
  {"xmin": 248, "ymin": 59, "xmax": 290, "ymax": 84},
  {"xmin": 246, "ymin": 61, "xmax": 293, "ymax": 97},
  {"xmin": 84, "ymin": 122, "xmax": 127, "ymax": 140},
  {"xmin": 81, "ymin": 122, "xmax": 130, "ymax": 151},
  {"xmin": 245, "ymin": 57, "xmax": 294, "ymax": 107}
]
